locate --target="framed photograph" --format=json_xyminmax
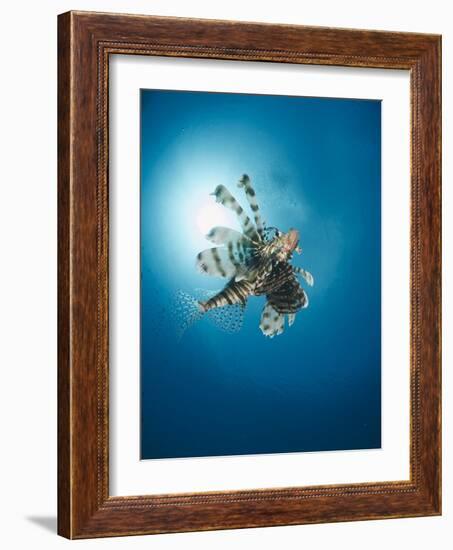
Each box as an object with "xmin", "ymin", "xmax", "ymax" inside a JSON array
[{"xmin": 58, "ymin": 11, "xmax": 441, "ymax": 539}]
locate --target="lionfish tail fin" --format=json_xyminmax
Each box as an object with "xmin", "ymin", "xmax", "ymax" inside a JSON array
[
  {"xmin": 199, "ymin": 281, "xmax": 251, "ymax": 333},
  {"xmin": 172, "ymin": 287, "xmax": 248, "ymax": 337},
  {"xmin": 170, "ymin": 290, "xmax": 205, "ymax": 339}
]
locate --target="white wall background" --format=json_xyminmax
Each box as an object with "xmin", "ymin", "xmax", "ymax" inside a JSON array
[{"xmin": 0, "ymin": 1, "xmax": 450, "ymax": 548}]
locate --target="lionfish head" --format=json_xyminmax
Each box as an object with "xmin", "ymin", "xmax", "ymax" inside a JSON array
[{"xmin": 275, "ymin": 228, "xmax": 301, "ymax": 261}]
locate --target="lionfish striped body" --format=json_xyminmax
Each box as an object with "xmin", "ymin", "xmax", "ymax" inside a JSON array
[{"xmin": 194, "ymin": 174, "xmax": 314, "ymax": 337}]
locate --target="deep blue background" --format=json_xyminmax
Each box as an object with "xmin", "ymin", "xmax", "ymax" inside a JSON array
[{"xmin": 140, "ymin": 89, "xmax": 381, "ymax": 459}]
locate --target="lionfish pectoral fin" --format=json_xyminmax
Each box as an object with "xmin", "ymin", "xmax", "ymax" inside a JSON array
[
  {"xmin": 259, "ymin": 302, "xmax": 285, "ymax": 338},
  {"xmin": 196, "ymin": 247, "xmax": 239, "ymax": 278},
  {"xmin": 196, "ymin": 241, "xmax": 255, "ymax": 279},
  {"xmin": 205, "ymin": 226, "xmax": 250, "ymax": 245}
]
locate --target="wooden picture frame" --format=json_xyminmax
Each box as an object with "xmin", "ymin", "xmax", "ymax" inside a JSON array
[{"xmin": 58, "ymin": 10, "xmax": 441, "ymax": 539}]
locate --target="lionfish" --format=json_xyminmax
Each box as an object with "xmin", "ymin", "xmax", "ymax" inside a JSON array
[{"xmin": 179, "ymin": 174, "xmax": 314, "ymax": 338}]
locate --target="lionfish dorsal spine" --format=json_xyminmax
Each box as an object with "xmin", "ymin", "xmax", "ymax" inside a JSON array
[
  {"xmin": 211, "ymin": 185, "xmax": 260, "ymax": 242},
  {"xmin": 237, "ymin": 174, "xmax": 264, "ymax": 238}
]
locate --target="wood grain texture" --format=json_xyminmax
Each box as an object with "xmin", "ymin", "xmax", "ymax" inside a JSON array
[
  {"xmin": 57, "ymin": 11, "xmax": 71, "ymax": 538},
  {"xmin": 57, "ymin": 10, "xmax": 442, "ymax": 539}
]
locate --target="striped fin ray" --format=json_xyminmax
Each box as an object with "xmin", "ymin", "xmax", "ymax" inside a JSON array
[
  {"xmin": 196, "ymin": 243, "xmax": 253, "ymax": 279},
  {"xmin": 259, "ymin": 302, "xmax": 285, "ymax": 338},
  {"xmin": 288, "ymin": 313, "xmax": 296, "ymax": 326},
  {"xmin": 268, "ymin": 277, "xmax": 308, "ymax": 314},
  {"xmin": 205, "ymin": 226, "xmax": 252, "ymax": 246},
  {"xmin": 237, "ymin": 174, "xmax": 264, "ymax": 238},
  {"xmin": 253, "ymin": 261, "xmax": 294, "ymax": 296},
  {"xmin": 210, "ymin": 185, "xmax": 260, "ymax": 242},
  {"xmin": 294, "ymin": 266, "xmax": 314, "ymax": 286}
]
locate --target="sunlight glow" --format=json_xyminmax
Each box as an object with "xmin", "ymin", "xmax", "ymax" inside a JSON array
[{"xmin": 195, "ymin": 197, "xmax": 235, "ymax": 235}]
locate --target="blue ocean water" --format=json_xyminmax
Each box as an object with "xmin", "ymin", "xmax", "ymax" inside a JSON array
[{"xmin": 140, "ymin": 89, "xmax": 381, "ymax": 459}]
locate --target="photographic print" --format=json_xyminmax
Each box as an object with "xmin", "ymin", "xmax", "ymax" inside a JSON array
[
  {"xmin": 58, "ymin": 13, "xmax": 441, "ymax": 537},
  {"xmin": 140, "ymin": 89, "xmax": 381, "ymax": 460}
]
